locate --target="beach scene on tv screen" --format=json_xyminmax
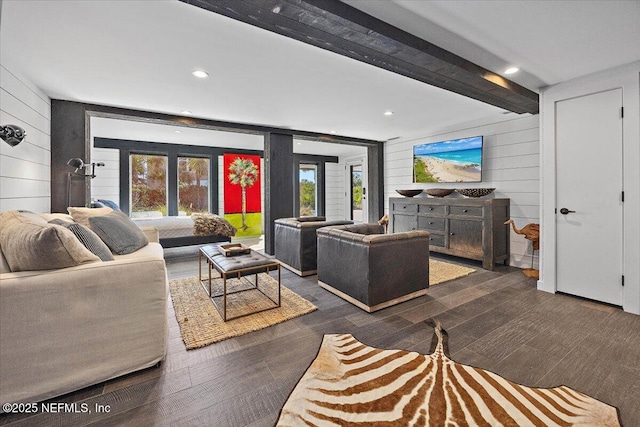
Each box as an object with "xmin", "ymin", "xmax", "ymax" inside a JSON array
[{"xmin": 413, "ymin": 136, "xmax": 482, "ymax": 183}]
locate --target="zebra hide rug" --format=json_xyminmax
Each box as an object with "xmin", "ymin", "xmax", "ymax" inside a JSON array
[{"xmin": 277, "ymin": 321, "xmax": 620, "ymax": 426}]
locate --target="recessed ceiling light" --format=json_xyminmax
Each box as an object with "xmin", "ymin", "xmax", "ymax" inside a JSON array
[
  {"xmin": 384, "ymin": 111, "xmax": 394, "ymax": 116},
  {"xmin": 330, "ymin": 130, "xmax": 337, "ymax": 134},
  {"xmin": 504, "ymin": 67, "xmax": 519, "ymax": 75},
  {"xmin": 174, "ymin": 130, "xmax": 182, "ymax": 134},
  {"xmin": 192, "ymin": 70, "xmax": 209, "ymax": 78},
  {"xmin": 296, "ymin": 142, "xmax": 302, "ymax": 145},
  {"xmin": 181, "ymin": 110, "xmax": 192, "ymax": 115}
]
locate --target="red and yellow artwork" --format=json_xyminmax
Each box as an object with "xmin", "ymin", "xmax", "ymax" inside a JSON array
[{"xmin": 223, "ymin": 154, "xmax": 262, "ymax": 236}]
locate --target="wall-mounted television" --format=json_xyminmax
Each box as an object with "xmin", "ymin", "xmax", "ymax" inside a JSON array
[{"xmin": 413, "ymin": 136, "xmax": 483, "ymax": 183}]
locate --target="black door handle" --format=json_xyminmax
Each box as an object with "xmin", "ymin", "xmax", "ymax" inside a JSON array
[{"xmin": 560, "ymin": 208, "xmax": 576, "ymax": 215}]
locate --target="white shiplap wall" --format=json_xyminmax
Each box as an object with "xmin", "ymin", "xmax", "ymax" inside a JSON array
[
  {"xmin": 0, "ymin": 64, "xmax": 51, "ymax": 212},
  {"xmin": 324, "ymin": 162, "xmax": 345, "ymax": 220},
  {"xmin": 90, "ymin": 147, "xmax": 120, "ymax": 203},
  {"xmin": 384, "ymin": 114, "xmax": 540, "ymax": 269}
]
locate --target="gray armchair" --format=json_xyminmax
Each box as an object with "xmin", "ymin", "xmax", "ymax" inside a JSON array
[
  {"xmin": 274, "ymin": 216, "xmax": 353, "ymax": 276},
  {"xmin": 317, "ymin": 223, "xmax": 430, "ymax": 312}
]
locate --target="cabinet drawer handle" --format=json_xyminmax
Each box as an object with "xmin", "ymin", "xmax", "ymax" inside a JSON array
[
  {"xmin": 463, "ymin": 209, "xmax": 468, "ymax": 212},
  {"xmin": 429, "ymin": 221, "xmax": 434, "ymax": 225},
  {"xmin": 450, "ymin": 232, "xmax": 455, "ymax": 236},
  {"xmin": 429, "ymin": 207, "xmax": 434, "ymax": 210}
]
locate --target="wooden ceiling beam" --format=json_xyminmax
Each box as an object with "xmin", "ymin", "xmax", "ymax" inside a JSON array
[{"xmin": 181, "ymin": 0, "xmax": 539, "ymax": 114}]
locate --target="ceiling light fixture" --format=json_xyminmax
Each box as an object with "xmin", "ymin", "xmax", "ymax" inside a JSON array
[
  {"xmin": 504, "ymin": 67, "xmax": 519, "ymax": 75},
  {"xmin": 330, "ymin": 130, "xmax": 337, "ymax": 134},
  {"xmin": 192, "ymin": 70, "xmax": 209, "ymax": 78},
  {"xmin": 174, "ymin": 130, "xmax": 182, "ymax": 134},
  {"xmin": 181, "ymin": 110, "xmax": 192, "ymax": 115},
  {"xmin": 384, "ymin": 111, "xmax": 394, "ymax": 116}
]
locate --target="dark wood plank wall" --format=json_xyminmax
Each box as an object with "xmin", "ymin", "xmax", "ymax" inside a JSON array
[
  {"xmin": 264, "ymin": 133, "xmax": 294, "ymax": 255},
  {"xmin": 367, "ymin": 144, "xmax": 384, "ymax": 222}
]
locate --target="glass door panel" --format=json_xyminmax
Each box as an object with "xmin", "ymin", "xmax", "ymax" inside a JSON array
[
  {"xmin": 350, "ymin": 164, "xmax": 363, "ymax": 221},
  {"xmin": 299, "ymin": 164, "xmax": 317, "ymax": 216}
]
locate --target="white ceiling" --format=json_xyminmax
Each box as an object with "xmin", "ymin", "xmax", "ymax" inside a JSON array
[
  {"xmin": 2, "ymin": 0, "xmax": 639, "ymax": 144},
  {"xmin": 346, "ymin": 0, "xmax": 640, "ymax": 90}
]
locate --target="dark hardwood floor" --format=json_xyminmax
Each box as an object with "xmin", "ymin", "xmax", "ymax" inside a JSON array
[{"xmin": 2, "ymin": 246, "xmax": 639, "ymax": 426}]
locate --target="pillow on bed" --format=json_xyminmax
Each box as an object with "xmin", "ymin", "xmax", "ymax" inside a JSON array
[
  {"xmin": 192, "ymin": 213, "xmax": 237, "ymax": 237},
  {"xmin": 88, "ymin": 210, "xmax": 149, "ymax": 255},
  {"xmin": 97, "ymin": 199, "xmax": 121, "ymax": 211}
]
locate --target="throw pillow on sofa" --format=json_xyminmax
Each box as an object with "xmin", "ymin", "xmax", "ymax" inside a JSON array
[
  {"xmin": 0, "ymin": 210, "xmax": 100, "ymax": 272},
  {"xmin": 68, "ymin": 206, "xmax": 113, "ymax": 228},
  {"xmin": 88, "ymin": 210, "xmax": 149, "ymax": 255},
  {"xmin": 48, "ymin": 219, "xmax": 114, "ymax": 261}
]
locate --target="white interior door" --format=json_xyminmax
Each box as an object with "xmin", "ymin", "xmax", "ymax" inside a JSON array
[{"xmin": 556, "ymin": 88, "xmax": 623, "ymax": 305}]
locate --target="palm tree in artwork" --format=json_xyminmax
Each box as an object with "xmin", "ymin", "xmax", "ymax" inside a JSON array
[{"xmin": 228, "ymin": 157, "xmax": 259, "ymax": 230}]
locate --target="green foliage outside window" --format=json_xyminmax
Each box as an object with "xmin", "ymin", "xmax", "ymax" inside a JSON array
[
  {"xmin": 300, "ymin": 179, "xmax": 316, "ymax": 216},
  {"xmin": 131, "ymin": 154, "xmax": 167, "ymax": 215},
  {"xmin": 178, "ymin": 157, "xmax": 209, "ymax": 215},
  {"xmin": 352, "ymin": 172, "xmax": 362, "ymax": 210}
]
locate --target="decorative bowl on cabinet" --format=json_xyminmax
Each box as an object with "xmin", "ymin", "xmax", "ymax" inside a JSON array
[
  {"xmin": 456, "ymin": 188, "xmax": 495, "ymax": 198},
  {"xmin": 425, "ymin": 188, "xmax": 454, "ymax": 197},
  {"xmin": 395, "ymin": 189, "xmax": 423, "ymax": 198}
]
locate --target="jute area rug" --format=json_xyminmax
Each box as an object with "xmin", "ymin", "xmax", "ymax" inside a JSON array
[
  {"xmin": 429, "ymin": 258, "xmax": 474, "ymax": 285},
  {"xmin": 170, "ymin": 274, "xmax": 316, "ymax": 350},
  {"xmin": 171, "ymin": 260, "xmax": 473, "ymax": 349},
  {"xmin": 277, "ymin": 320, "xmax": 621, "ymax": 426}
]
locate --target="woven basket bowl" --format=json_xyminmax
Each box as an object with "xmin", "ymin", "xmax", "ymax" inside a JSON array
[{"xmin": 456, "ymin": 188, "xmax": 495, "ymax": 198}]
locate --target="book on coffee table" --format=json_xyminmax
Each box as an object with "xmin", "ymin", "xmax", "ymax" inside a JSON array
[{"xmin": 219, "ymin": 243, "xmax": 251, "ymax": 257}]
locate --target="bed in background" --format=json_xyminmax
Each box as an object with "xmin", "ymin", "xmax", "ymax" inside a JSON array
[
  {"xmin": 132, "ymin": 215, "xmax": 234, "ymax": 248},
  {"xmin": 93, "ymin": 200, "xmax": 235, "ymax": 248}
]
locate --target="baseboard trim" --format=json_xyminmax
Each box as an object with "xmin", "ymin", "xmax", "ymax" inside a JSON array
[
  {"xmin": 318, "ymin": 281, "xmax": 428, "ymax": 312},
  {"xmin": 278, "ymin": 261, "xmax": 317, "ymax": 277}
]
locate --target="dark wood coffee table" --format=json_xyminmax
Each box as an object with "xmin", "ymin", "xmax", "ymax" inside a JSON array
[{"xmin": 198, "ymin": 245, "xmax": 281, "ymax": 321}]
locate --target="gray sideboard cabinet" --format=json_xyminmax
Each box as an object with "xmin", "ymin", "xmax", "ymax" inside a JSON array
[{"xmin": 390, "ymin": 197, "xmax": 510, "ymax": 270}]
